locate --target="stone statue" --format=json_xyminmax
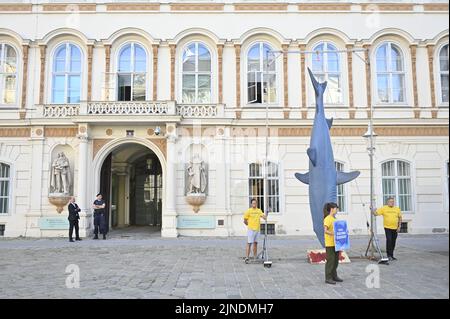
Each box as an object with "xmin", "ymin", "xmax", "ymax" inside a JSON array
[
  {"xmin": 50, "ymin": 152, "xmax": 72, "ymax": 195},
  {"xmin": 187, "ymin": 154, "xmax": 207, "ymax": 194},
  {"xmin": 295, "ymin": 68, "xmax": 360, "ymax": 247}
]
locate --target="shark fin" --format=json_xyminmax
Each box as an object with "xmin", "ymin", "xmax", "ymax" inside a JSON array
[
  {"xmin": 307, "ymin": 68, "xmax": 319, "ymax": 94},
  {"xmin": 307, "ymin": 147, "xmax": 317, "ymax": 166},
  {"xmin": 295, "ymin": 172, "xmax": 309, "ymax": 185},
  {"xmin": 337, "ymin": 170, "xmax": 360, "ymax": 185},
  {"xmin": 326, "ymin": 118, "xmax": 333, "ymax": 130}
]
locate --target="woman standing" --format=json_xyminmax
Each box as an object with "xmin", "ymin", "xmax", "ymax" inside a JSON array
[{"xmin": 323, "ymin": 202, "xmax": 343, "ymax": 285}]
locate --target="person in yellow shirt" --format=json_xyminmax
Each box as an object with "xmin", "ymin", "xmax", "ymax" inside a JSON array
[
  {"xmin": 373, "ymin": 197, "xmax": 403, "ymax": 261},
  {"xmin": 323, "ymin": 202, "xmax": 342, "ymax": 285},
  {"xmin": 243, "ymin": 198, "xmax": 267, "ymax": 263}
]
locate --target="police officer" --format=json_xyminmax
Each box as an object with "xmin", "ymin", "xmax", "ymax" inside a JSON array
[{"xmin": 93, "ymin": 193, "xmax": 107, "ymax": 240}]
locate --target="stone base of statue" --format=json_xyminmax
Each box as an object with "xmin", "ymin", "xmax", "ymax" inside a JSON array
[
  {"xmin": 185, "ymin": 193, "xmax": 206, "ymax": 213},
  {"xmin": 48, "ymin": 193, "xmax": 71, "ymax": 214}
]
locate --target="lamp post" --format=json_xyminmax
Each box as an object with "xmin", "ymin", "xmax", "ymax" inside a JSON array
[{"xmin": 363, "ymin": 122, "xmax": 378, "ymax": 258}]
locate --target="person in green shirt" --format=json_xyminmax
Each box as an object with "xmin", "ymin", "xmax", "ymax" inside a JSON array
[
  {"xmin": 373, "ymin": 197, "xmax": 403, "ymax": 261},
  {"xmin": 243, "ymin": 198, "xmax": 267, "ymax": 263},
  {"xmin": 323, "ymin": 202, "xmax": 343, "ymax": 285}
]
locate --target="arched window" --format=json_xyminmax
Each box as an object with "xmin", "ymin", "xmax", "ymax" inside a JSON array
[
  {"xmin": 182, "ymin": 42, "xmax": 211, "ymax": 104},
  {"xmin": 248, "ymin": 161, "xmax": 280, "ymax": 213},
  {"xmin": 52, "ymin": 43, "xmax": 82, "ymax": 104},
  {"xmin": 0, "ymin": 163, "xmax": 10, "ymax": 214},
  {"xmin": 381, "ymin": 160, "xmax": 412, "ymax": 212},
  {"xmin": 312, "ymin": 42, "xmax": 342, "ymax": 104},
  {"xmin": 247, "ymin": 42, "xmax": 277, "ymax": 104},
  {"xmin": 335, "ymin": 161, "xmax": 346, "ymax": 212},
  {"xmin": 439, "ymin": 44, "xmax": 449, "ymax": 103},
  {"xmin": 117, "ymin": 43, "xmax": 146, "ymax": 101},
  {"xmin": 375, "ymin": 42, "xmax": 405, "ymax": 103},
  {"xmin": 0, "ymin": 43, "xmax": 17, "ymax": 105}
]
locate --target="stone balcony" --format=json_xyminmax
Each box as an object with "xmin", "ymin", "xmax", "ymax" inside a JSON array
[{"xmin": 33, "ymin": 101, "xmax": 225, "ymax": 121}]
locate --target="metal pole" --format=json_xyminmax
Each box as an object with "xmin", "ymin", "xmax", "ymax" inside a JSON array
[{"xmin": 369, "ymin": 97, "xmax": 376, "ymax": 258}]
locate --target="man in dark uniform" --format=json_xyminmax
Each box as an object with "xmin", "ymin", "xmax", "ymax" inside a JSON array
[
  {"xmin": 68, "ymin": 196, "xmax": 82, "ymax": 242},
  {"xmin": 93, "ymin": 193, "xmax": 107, "ymax": 240}
]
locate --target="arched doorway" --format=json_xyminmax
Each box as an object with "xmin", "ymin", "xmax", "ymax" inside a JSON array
[{"xmin": 97, "ymin": 141, "xmax": 164, "ymax": 235}]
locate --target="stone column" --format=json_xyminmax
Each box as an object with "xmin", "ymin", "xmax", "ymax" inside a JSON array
[
  {"xmin": 169, "ymin": 44, "xmax": 176, "ymax": 101},
  {"xmin": 426, "ymin": 45, "xmax": 437, "ymax": 118},
  {"xmin": 346, "ymin": 44, "xmax": 355, "ymax": 119},
  {"xmin": 215, "ymin": 126, "xmax": 230, "ymax": 236},
  {"xmin": 87, "ymin": 45, "xmax": 94, "ymax": 102},
  {"xmin": 38, "ymin": 45, "xmax": 46, "ymax": 105},
  {"xmin": 363, "ymin": 44, "xmax": 372, "ymax": 118},
  {"xmin": 20, "ymin": 44, "xmax": 29, "ymax": 119},
  {"xmin": 217, "ymin": 44, "xmax": 224, "ymax": 104},
  {"xmin": 299, "ymin": 44, "xmax": 307, "ymax": 119},
  {"xmin": 410, "ymin": 44, "xmax": 419, "ymax": 118},
  {"xmin": 161, "ymin": 124, "xmax": 178, "ymax": 237},
  {"xmin": 152, "ymin": 44, "xmax": 159, "ymax": 101},
  {"xmin": 282, "ymin": 44, "xmax": 289, "ymax": 119},
  {"xmin": 25, "ymin": 126, "xmax": 45, "ymax": 236},
  {"xmin": 77, "ymin": 124, "xmax": 90, "ymax": 236},
  {"xmin": 234, "ymin": 44, "xmax": 241, "ymax": 119}
]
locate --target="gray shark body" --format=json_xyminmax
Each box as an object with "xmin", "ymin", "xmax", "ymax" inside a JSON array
[{"xmin": 295, "ymin": 68, "xmax": 360, "ymax": 247}]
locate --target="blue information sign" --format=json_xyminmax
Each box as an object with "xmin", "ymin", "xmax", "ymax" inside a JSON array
[
  {"xmin": 334, "ymin": 220, "xmax": 350, "ymax": 251},
  {"xmin": 39, "ymin": 217, "xmax": 69, "ymax": 230}
]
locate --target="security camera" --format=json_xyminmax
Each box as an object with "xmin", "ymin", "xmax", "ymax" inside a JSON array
[{"xmin": 154, "ymin": 126, "xmax": 161, "ymax": 136}]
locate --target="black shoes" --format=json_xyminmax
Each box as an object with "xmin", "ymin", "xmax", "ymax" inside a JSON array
[
  {"xmin": 75, "ymin": 238, "xmax": 82, "ymax": 241},
  {"xmin": 69, "ymin": 239, "xmax": 75, "ymax": 242},
  {"xmin": 103, "ymin": 234, "xmax": 106, "ymax": 240},
  {"xmin": 325, "ymin": 279, "xmax": 336, "ymax": 285},
  {"xmin": 333, "ymin": 277, "xmax": 344, "ymax": 282},
  {"xmin": 93, "ymin": 235, "xmax": 99, "ymax": 239}
]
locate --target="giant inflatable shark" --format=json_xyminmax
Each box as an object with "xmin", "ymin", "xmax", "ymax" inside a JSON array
[{"xmin": 295, "ymin": 68, "xmax": 360, "ymax": 247}]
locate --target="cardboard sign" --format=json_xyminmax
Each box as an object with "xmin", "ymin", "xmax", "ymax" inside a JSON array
[{"xmin": 334, "ymin": 220, "xmax": 350, "ymax": 251}]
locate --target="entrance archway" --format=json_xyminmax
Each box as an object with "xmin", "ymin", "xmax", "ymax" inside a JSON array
[{"xmin": 93, "ymin": 138, "xmax": 166, "ymax": 235}]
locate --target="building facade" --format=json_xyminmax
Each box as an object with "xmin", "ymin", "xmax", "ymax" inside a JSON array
[{"xmin": 0, "ymin": 0, "xmax": 448, "ymax": 239}]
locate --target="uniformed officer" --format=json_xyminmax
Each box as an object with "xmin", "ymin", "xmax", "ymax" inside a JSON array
[{"xmin": 93, "ymin": 193, "xmax": 107, "ymax": 240}]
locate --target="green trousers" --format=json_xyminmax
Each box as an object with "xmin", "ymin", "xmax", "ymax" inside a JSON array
[{"xmin": 325, "ymin": 247, "xmax": 339, "ymax": 281}]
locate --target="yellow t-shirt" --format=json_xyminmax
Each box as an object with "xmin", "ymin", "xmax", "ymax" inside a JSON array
[
  {"xmin": 375, "ymin": 206, "xmax": 402, "ymax": 230},
  {"xmin": 324, "ymin": 214, "xmax": 336, "ymax": 247},
  {"xmin": 244, "ymin": 208, "xmax": 265, "ymax": 231}
]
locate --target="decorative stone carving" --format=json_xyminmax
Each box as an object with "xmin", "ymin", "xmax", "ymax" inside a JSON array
[
  {"xmin": 49, "ymin": 151, "xmax": 72, "ymax": 214},
  {"xmin": 50, "ymin": 152, "xmax": 72, "ymax": 195},
  {"xmin": 185, "ymin": 154, "xmax": 208, "ymax": 213}
]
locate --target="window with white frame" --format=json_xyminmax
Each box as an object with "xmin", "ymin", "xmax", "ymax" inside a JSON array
[
  {"xmin": 248, "ymin": 162, "xmax": 280, "ymax": 213},
  {"xmin": 375, "ymin": 42, "xmax": 406, "ymax": 103},
  {"xmin": 52, "ymin": 43, "xmax": 82, "ymax": 104},
  {"xmin": 335, "ymin": 161, "xmax": 346, "ymax": 212},
  {"xmin": 247, "ymin": 42, "xmax": 277, "ymax": 104},
  {"xmin": 381, "ymin": 160, "xmax": 412, "ymax": 213},
  {"xmin": 0, "ymin": 43, "xmax": 17, "ymax": 105},
  {"xmin": 0, "ymin": 163, "xmax": 10, "ymax": 214},
  {"xmin": 117, "ymin": 43, "xmax": 146, "ymax": 101},
  {"xmin": 182, "ymin": 42, "xmax": 212, "ymax": 104},
  {"xmin": 312, "ymin": 42, "xmax": 342, "ymax": 104},
  {"xmin": 439, "ymin": 44, "xmax": 449, "ymax": 104}
]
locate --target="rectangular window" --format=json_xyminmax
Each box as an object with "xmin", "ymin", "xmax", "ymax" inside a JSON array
[
  {"xmin": 0, "ymin": 163, "xmax": 10, "ymax": 214},
  {"xmin": 399, "ymin": 222, "xmax": 408, "ymax": 233},
  {"xmin": 0, "ymin": 224, "xmax": 5, "ymax": 236},
  {"xmin": 248, "ymin": 162, "xmax": 280, "ymax": 213},
  {"xmin": 382, "ymin": 160, "xmax": 412, "ymax": 213},
  {"xmin": 118, "ymin": 74, "xmax": 132, "ymax": 101},
  {"xmin": 335, "ymin": 162, "xmax": 346, "ymax": 212},
  {"xmin": 260, "ymin": 223, "xmax": 275, "ymax": 235}
]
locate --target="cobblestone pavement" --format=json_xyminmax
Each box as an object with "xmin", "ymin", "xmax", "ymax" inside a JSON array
[{"xmin": 0, "ymin": 230, "xmax": 448, "ymax": 299}]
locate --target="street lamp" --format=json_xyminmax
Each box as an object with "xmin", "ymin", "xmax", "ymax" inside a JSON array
[{"xmin": 363, "ymin": 122, "xmax": 378, "ymax": 259}]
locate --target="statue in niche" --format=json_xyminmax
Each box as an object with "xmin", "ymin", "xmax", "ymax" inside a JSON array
[
  {"xmin": 186, "ymin": 154, "xmax": 207, "ymax": 194},
  {"xmin": 50, "ymin": 152, "xmax": 72, "ymax": 195}
]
